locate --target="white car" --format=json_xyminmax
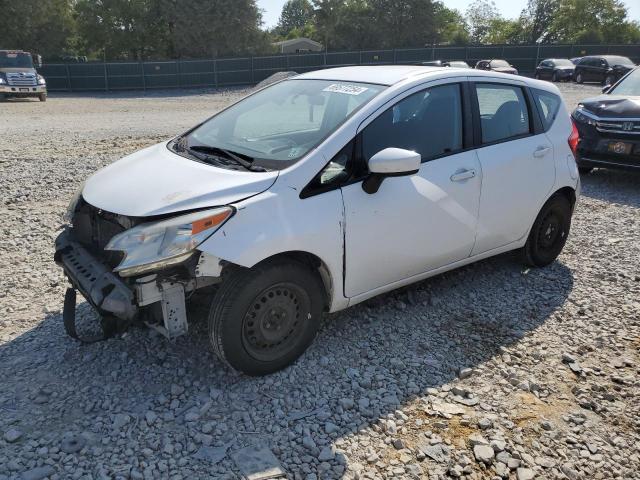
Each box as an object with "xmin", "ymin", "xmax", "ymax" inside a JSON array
[{"xmin": 56, "ymin": 66, "xmax": 581, "ymax": 375}]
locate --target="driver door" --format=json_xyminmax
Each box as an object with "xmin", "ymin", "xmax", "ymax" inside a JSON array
[{"xmin": 341, "ymin": 81, "xmax": 481, "ymax": 297}]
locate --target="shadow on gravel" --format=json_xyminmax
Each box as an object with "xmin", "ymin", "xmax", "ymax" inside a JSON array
[
  {"xmin": 0, "ymin": 253, "xmax": 574, "ymax": 477},
  {"xmin": 580, "ymin": 168, "xmax": 640, "ymax": 208}
]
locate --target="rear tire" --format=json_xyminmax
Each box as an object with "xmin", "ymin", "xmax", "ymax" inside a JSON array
[
  {"xmin": 578, "ymin": 166, "xmax": 593, "ymax": 175},
  {"xmin": 575, "ymin": 72, "xmax": 583, "ymax": 84},
  {"xmin": 39, "ymin": 93, "xmax": 47, "ymax": 102},
  {"xmin": 208, "ymin": 260, "xmax": 325, "ymax": 376},
  {"xmin": 523, "ymin": 195, "xmax": 572, "ymax": 267}
]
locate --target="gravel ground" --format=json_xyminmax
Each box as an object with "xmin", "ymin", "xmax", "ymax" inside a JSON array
[{"xmin": 0, "ymin": 82, "xmax": 639, "ymax": 480}]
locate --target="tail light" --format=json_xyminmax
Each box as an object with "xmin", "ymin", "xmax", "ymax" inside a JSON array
[{"xmin": 568, "ymin": 119, "xmax": 580, "ymax": 159}]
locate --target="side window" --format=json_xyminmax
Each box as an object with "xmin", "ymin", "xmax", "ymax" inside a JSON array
[
  {"xmin": 475, "ymin": 83, "xmax": 531, "ymax": 144},
  {"xmin": 531, "ymin": 88, "xmax": 561, "ymax": 132},
  {"xmin": 301, "ymin": 141, "xmax": 354, "ymax": 198},
  {"xmin": 361, "ymin": 83, "xmax": 463, "ymax": 163}
]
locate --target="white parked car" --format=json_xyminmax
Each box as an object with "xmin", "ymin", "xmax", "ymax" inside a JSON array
[{"xmin": 56, "ymin": 66, "xmax": 581, "ymax": 375}]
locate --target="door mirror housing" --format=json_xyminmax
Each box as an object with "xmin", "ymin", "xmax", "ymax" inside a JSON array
[{"xmin": 362, "ymin": 148, "xmax": 421, "ymax": 194}]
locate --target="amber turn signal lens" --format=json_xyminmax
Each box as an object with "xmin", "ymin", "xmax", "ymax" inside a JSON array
[{"xmin": 191, "ymin": 211, "xmax": 232, "ymax": 235}]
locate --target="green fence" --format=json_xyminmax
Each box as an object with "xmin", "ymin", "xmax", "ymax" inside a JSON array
[{"xmin": 39, "ymin": 43, "xmax": 640, "ymax": 92}]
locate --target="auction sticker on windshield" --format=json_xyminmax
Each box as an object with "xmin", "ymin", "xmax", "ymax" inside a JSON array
[{"xmin": 323, "ymin": 84, "xmax": 369, "ymax": 95}]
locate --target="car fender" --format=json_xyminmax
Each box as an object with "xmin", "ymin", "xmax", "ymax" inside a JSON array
[{"xmin": 197, "ymin": 179, "xmax": 348, "ymax": 312}]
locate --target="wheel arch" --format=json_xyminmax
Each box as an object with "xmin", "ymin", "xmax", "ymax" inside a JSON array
[
  {"xmin": 554, "ymin": 186, "xmax": 577, "ymax": 213},
  {"xmin": 223, "ymin": 250, "xmax": 335, "ymax": 312}
]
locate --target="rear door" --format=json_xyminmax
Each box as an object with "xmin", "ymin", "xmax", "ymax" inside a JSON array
[{"xmin": 469, "ymin": 80, "xmax": 555, "ymax": 255}]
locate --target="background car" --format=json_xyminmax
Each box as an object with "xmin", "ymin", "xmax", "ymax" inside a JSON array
[
  {"xmin": 535, "ymin": 58, "xmax": 575, "ymax": 82},
  {"xmin": 570, "ymin": 57, "xmax": 583, "ymax": 65},
  {"xmin": 475, "ymin": 59, "xmax": 518, "ymax": 75},
  {"xmin": 573, "ymin": 55, "xmax": 636, "ymax": 85},
  {"xmin": 448, "ymin": 60, "xmax": 471, "ymax": 69},
  {"xmin": 572, "ymin": 66, "xmax": 640, "ymax": 173},
  {"xmin": 421, "ymin": 60, "xmax": 450, "ymax": 67}
]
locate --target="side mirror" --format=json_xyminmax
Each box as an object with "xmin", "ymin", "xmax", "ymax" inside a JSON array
[{"xmin": 362, "ymin": 148, "xmax": 421, "ymax": 194}]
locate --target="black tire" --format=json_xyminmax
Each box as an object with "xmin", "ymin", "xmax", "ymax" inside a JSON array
[
  {"xmin": 208, "ymin": 259, "xmax": 325, "ymax": 376},
  {"xmin": 523, "ymin": 194, "xmax": 572, "ymax": 267},
  {"xmin": 604, "ymin": 74, "xmax": 615, "ymax": 87},
  {"xmin": 578, "ymin": 166, "xmax": 593, "ymax": 175},
  {"xmin": 39, "ymin": 93, "xmax": 47, "ymax": 102},
  {"xmin": 575, "ymin": 72, "xmax": 583, "ymax": 84},
  {"xmin": 552, "ymin": 71, "xmax": 559, "ymax": 82}
]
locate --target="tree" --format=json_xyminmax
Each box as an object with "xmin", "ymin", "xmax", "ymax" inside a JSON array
[
  {"xmin": 0, "ymin": 0, "xmax": 75, "ymax": 59},
  {"xmin": 548, "ymin": 0, "xmax": 639, "ymax": 43},
  {"xmin": 276, "ymin": 0, "xmax": 314, "ymax": 37},
  {"xmin": 465, "ymin": 0, "xmax": 501, "ymax": 44},
  {"xmin": 312, "ymin": 0, "xmax": 344, "ymax": 50},
  {"xmin": 518, "ymin": 0, "xmax": 560, "ymax": 43},
  {"xmin": 434, "ymin": 5, "xmax": 471, "ymax": 45},
  {"xmin": 368, "ymin": 0, "xmax": 439, "ymax": 48}
]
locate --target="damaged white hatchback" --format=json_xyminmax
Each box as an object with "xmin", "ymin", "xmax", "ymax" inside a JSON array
[{"xmin": 56, "ymin": 66, "xmax": 580, "ymax": 375}]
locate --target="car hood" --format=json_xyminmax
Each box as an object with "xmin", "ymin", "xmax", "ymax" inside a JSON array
[
  {"xmin": 492, "ymin": 67, "xmax": 517, "ymax": 74},
  {"xmin": 579, "ymin": 95, "xmax": 640, "ymax": 118},
  {"xmin": 82, "ymin": 142, "xmax": 279, "ymax": 217}
]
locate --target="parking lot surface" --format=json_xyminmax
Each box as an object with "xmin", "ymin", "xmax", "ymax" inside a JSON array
[{"xmin": 0, "ymin": 82, "xmax": 638, "ymax": 479}]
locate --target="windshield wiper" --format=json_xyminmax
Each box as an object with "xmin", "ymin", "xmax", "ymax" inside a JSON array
[{"xmin": 188, "ymin": 145, "xmax": 268, "ymax": 172}]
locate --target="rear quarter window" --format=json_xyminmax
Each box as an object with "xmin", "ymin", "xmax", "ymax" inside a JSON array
[{"xmin": 531, "ymin": 88, "xmax": 561, "ymax": 132}]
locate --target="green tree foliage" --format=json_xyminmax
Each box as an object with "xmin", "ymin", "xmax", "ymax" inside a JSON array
[
  {"xmin": 0, "ymin": 0, "xmax": 75, "ymax": 58},
  {"xmin": 276, "ymin": 0, "xmax": 314, "ymax": 36},
  {"xmin": 547, "ymin": 0, "xmax": 640, "ymax": 43},
  {"xmin": 518, "ymin": 0, "xmax": 560, "ymax": 43}
]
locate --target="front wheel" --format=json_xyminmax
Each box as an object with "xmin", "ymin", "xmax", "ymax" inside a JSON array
[
  {"xmin": 39, "ymin": 93, "xmax": 47, "ymax": 102},
  {"xmin": 523, "ymin": 195, "xmax": 572, "ymax": 267},
  {"xmin": 208, "ymin": 260, "xmax": 325, "ymax": 376}
]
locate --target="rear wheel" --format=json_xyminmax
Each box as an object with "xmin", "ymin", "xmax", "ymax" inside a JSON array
[
  {"xmin": 523, "ymin": 195, "xmax": 572, "ymax": 267},
  {"xmin": 208, "ymin": 260, "xmax": 325, "ymax": 376},
  {"xmin": 575, "ymin": 72, "xmax": 584, "ymax": 84}
]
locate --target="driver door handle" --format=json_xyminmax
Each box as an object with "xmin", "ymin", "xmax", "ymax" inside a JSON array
[
  {"xmin": 533, "ymin": 146, "xmax": 551, "ymax": 158},
  {"xmin": 450, "ymin": 169, "xmax": 476, "ymax": 182}
]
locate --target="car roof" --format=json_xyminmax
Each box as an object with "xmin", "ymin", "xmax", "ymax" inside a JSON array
[{"xmin": 295, "ymin": 65, "xmax": 447, "ymax": 86}]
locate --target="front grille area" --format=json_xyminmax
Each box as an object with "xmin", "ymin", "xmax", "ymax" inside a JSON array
[
  {"xmin": 71, "ymin": 198, "xmax": 131, "ymax": 269},
  {"xmin": 6, "ymin": 72, "xmax": 37, "ymax": 86},
  {"xmin": 596, "ymin": 119, "xmax": 640, "ymax": 135}
]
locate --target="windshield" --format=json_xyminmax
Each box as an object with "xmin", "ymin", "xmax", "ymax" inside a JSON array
[
  {"xmin": 0, "ymin": 52, "xmax": 33, "ymax": 68},
  {"xmin": 185, "ymin": 79, "xmax": 385, "ymax": 168},
  {"xmin": 553, "ymin": 59, "xmax": 573, "ymax": 67},
  {"xmin": 490, "ymin": 60, "xmax": 510, "ymax": 68},
  {"xmin": 606, "ymin": 56, "xmax": 635, "ymax": 66},
  {"xmin": 609, "ymin": 68, "xmax": 640, "ymax": 95}
]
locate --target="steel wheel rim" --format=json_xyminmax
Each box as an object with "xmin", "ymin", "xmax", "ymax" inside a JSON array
[
  {"xmin": 537, "ymin": 210, "xmax": 565, "ymax": 251},
  {"xmin": 241, "ymin": 282, "xmax": 309, "ymax": 362}
]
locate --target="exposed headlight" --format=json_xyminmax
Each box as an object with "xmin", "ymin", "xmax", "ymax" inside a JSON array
[
  {"xmin": 63, "ymin": 183, "xmax": 85, "ymax": 225},
  {"xmin": 37, "ymin": 74, "xmax": 46, "ymax": 85},
  {"xmin": 572, "ymin": 106, "xmax": 597, "ymax": 126},
  {"xmin": 106, "ymin": 207, "xmax": 233, "ymax": 277}
]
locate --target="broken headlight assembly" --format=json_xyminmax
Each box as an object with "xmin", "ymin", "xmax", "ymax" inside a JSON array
[{"xmin": 106, "ymin": 207, "xmax": 233, "ymax": 277}]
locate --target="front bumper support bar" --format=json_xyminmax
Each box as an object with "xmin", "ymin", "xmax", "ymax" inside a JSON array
[{"xmin": 55, "ymin": 229, "xmax": 137, "ymax": 321}]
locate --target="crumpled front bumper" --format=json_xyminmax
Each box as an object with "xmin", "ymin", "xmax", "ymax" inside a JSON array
[{"xmin": 54, "ymin": 229, "xmax": 137, "ymax": 321}]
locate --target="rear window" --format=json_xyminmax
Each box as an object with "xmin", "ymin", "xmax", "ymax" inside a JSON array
[{"xmin": 532, "ymin": 88, "xmax": 561, "ymax": 131}]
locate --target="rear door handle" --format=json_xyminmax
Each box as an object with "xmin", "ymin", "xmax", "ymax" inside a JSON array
[
  {"xmin": 450, "ymin": 169, "xmax": 476, "ymax": 182},
  {"xmin": 533, "ymin": 146, "xmax": 551, "ymax": 158}
]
